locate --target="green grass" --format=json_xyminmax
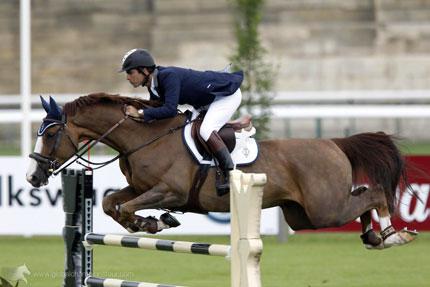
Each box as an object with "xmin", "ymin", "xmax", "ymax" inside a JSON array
[
  {"xmin": 399, "ymin": 142, "xmax": 430, "ymax": 155},
  {"xmin": 0, "ymin": 233, "xmax": 429, "ymax": 287},
  {"xmin": 0, "ymin": 144, "xmax": 20, "ymax": 155}
]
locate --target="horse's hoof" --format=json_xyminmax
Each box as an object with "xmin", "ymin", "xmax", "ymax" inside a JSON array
[
  {"xmin": 125, "ymin": 223, "xmax": 140, "ymax": 233},
  {"xmin": 383, "ymin": 227, "xmax": 418, "ymax": 248},
  {"xmin": 364, "ymin": 243, "xmax": 384, "ymax": 250},
  {"xmin": 160, "ymin": 213, "xmax": 181, "ymax": 228},
  {"xmin": 140, "ymin": 216, "xmax": 159, "ymax": 234},
  {"xmin": 361, "ymin": 230, "xmax": 384, "ymax": 250},
  {"xmin": 143, "ymin": 223, "xmax": 159, "ymax": 234}
]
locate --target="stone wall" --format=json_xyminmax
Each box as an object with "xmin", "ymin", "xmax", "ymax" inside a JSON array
[{"xmin": 1, "ymin": 0, "xmax": 430, "ymax": 94}]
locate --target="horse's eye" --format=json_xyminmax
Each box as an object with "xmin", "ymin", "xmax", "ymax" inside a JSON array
[{"xmin": 46, "ymin": 132, "xmax": 55, "ymax": 138}]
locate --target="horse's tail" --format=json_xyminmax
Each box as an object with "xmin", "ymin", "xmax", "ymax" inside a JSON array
[{"xmin": 332, "ymin": 132, "xmax": 409, "ymax": 214}]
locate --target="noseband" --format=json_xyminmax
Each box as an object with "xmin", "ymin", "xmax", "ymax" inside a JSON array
[{"xmin": 29, "ymin": 118, "xmax": 78, "ymax": 176}]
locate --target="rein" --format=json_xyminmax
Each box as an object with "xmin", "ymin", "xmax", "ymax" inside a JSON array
[
  {"xmin": 51, "ymin": 114, "xmax": 130, "ymax": 175},
  {"xmin": 122, "ymin": 120, "xmax": 191, "ymax": 157},
  {"xmin": 44, "ymin": 110, "xmax": 194, "ymax": 176}
]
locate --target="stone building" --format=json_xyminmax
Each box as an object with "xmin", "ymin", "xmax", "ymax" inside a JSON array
[
  {"xmin": 1, "ymin": 0, "xmax": 430, "ymax": 151},
  {"xmin": 1, "ymin": 0, "xmax": 430, "ymax": 93}
]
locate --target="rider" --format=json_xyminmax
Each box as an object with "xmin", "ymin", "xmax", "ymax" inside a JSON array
[{"xmin": 119, "ymin": 48, "xmax": 244, "ymax": 195}]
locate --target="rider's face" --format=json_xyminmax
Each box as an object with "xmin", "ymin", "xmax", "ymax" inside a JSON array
[{"xmin": 126, "ymin": 69, "xmax": 147, "ymax": 88}]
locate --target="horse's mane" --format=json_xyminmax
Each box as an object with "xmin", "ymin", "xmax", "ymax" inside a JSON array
[{"xmin": 64, "ymin": 92, "xmax": 162, "ymax": 116}]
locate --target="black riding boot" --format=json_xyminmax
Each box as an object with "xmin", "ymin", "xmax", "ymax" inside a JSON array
[{"xmin": 206, "ymin": 131, "xmax": 234, "ymax": 196}]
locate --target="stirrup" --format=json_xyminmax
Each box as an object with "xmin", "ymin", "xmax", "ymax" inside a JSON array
[
  {"xmin": 215, "ymin": 169, "xmax": 230, "ymax": 196},
  {"xmin": 216, "ymin": 183, "xmax": 230, "ymax": 196}
]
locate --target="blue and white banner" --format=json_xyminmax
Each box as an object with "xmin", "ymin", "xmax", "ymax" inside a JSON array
[{"xmin": 0, "ymin": 157, "xmax": 279, "ymax": 236}]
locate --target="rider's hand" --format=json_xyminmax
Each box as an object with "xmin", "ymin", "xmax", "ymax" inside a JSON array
[{"xmin": 125, "ymin": 105, "xmax": 140, "ymax": 118}]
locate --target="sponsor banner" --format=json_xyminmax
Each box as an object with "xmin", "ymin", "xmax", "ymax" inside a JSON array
[
  {"xmin": 0, "ymin": 157, "xmax": 278, "ymax": 236},
  {"xmin": 310, "ymin": 156, "xmax": 430, "ymax": 232},
  {"xmin": 2, "ymin": 155, "xmax": 427, "ymax": 236}
]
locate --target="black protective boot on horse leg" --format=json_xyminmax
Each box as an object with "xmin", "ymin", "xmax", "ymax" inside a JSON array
[{"xmin": 206, "ymin": 131, "xmax": 234, "ymax": 196}]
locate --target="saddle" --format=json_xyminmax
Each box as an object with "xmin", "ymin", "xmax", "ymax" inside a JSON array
[
  {"xmin": 178, "ymin": 112, "xmax": 254, "ymax": 212},
  {"xmin": 191, "ymin": 113, "xmax": 253, "ymax": 159}
]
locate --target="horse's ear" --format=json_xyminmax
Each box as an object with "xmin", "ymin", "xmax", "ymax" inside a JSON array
[
  {"xmin": 40, "ymin": 95, "xmax": 50, "ymax": 113},
  {"xmin": 49, "ymin": 96, "xmax": 62, "ymax": 118}
]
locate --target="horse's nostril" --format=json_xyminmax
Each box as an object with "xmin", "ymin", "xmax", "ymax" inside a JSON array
[{"xmin": 30, "ymin": 175, "xmax": 40, "ymax": 184}]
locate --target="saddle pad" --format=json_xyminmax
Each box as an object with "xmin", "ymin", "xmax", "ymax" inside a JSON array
[{"xmin": 183, "ymin": 111, "xmax": 259, "ymax": 167}]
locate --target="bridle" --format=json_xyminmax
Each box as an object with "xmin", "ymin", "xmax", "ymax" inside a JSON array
[
  {"xmin": 30, "ymin": 106, "xmax": 194, "ymax": 177},
  {"xmin": 29, "ymin": 118, "xmax": 77, "ymax": 177},
  {"xmin": 30, "ymin": 112, "xmax": 130, "ymax": 176}
]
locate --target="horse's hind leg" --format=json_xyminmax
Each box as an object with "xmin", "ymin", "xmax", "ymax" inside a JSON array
[
  {"xmin": 351, "ymin": 187, "xmax": 417, "ymax": 249},
  {"xmin": 280, "ymin": 200, "xmax": 315, "ymax": 230},
  {"xmin": 375, "ymin": 204, "xmax": 418, "ymax": 249},
  {"xmin": 359, "ymin": 211, "xmax": 383, "ymax": 249}
]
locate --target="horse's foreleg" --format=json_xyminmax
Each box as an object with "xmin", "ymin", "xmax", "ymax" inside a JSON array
[
  {"xmin": 102, "ymin": 185, "xmax": 138, "ymax": 220},
  {"xmin": 102, "ymin": 185, "xmax": 143, "ymax": 231},
  {"xmin": 118, "ymin": 182, "xmax": 186, "ymax": 234}
]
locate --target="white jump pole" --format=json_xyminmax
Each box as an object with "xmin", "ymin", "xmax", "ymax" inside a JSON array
[{"xmin": 20, "ymin": 0, "xmax": 32, "ymax": 157}]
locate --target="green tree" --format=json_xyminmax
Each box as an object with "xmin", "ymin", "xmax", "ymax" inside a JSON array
[{"xmin": 229, "ymin": 0, "xmax": 275, "ymax": 139}]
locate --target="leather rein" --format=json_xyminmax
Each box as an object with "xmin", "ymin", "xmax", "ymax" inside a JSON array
[{"xmin": 30, "ymin": 106, "xmax": 192, "ymax": 177}]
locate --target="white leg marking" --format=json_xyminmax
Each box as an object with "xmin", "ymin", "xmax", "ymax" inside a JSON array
[
  {"xmin": 26, "ymin": 137, "xmax": 43, "ymax": 182},
  {"xmin": 379, "ymin": 216, "xmax": 391, "ymax": 231},
  {"xmin": 157, "ymin": 220, "xmax": 171, "ymax": 231}
]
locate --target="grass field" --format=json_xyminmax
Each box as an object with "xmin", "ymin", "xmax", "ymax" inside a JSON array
[{"xmin": 0, "ymin": 233, "xmax": 429, "ymax": 287}]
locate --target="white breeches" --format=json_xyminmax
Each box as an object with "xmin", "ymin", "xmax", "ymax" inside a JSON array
[{"xmin": 199, "ymin": 88, "xmax": 242, "ymax": 141}]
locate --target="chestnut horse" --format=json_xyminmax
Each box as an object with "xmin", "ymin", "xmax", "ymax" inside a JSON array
[{"xmin": 26, "ymin": 93, "xmax": 417, "ymax": 249}]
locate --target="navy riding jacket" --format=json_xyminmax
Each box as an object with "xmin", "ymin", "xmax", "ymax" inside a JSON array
[{"xmin": 143, "ymin": 66, "xmax": 244, "ymax": 122}]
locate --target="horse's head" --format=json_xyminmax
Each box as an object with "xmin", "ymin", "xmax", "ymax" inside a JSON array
[{"xmin": 26, "ymin": 96, "xmax": 78, "ymax": 187}]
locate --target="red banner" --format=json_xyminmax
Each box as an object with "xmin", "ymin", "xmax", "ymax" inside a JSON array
[{"xmin": 310, "ymin": 156, "xmax": 430, "ymax": 232}]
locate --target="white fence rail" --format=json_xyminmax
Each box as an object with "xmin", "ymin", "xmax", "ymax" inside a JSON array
[
  {"xmin": 2, "ymin": 91, "xmax": 430, "ymax": 156},
  {"xmin": 2, "ymin": 90, "xmax": 430, "ymax": 106},
  {"xmin": 275, "ymin": 90, "xmax": 430, "ymax": 103},
  {"xmin": 3, "ymin": 90, "xmax": 430, "ymax": 122},
  {"xmin": 3, "ymin": 105, "xmax": 430, "ymax": 123}
]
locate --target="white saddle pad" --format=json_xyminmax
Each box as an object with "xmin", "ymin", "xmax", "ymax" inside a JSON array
[{"xmin": 183, "ymin": 110, "xmax": 259, "ymax": 167}]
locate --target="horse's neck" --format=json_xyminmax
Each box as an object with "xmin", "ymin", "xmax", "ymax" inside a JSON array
[
  {"xmin": 72, "ymin": 106, "xmax": 186, "ymax": 153},
  {"xmin": 72, "ymin": 106, "xmax": 134, "ymax": 152}
]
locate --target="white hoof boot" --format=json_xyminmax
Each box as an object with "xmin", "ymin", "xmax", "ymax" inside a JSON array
[{"xmin": 382, "ymin": 226, "xmax": 418, "ymax": 248}]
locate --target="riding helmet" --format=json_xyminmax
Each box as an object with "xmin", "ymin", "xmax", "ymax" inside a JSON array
[{"xmin": 119, "ymin": 48, "xmax": 155, "ymax": 72}]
